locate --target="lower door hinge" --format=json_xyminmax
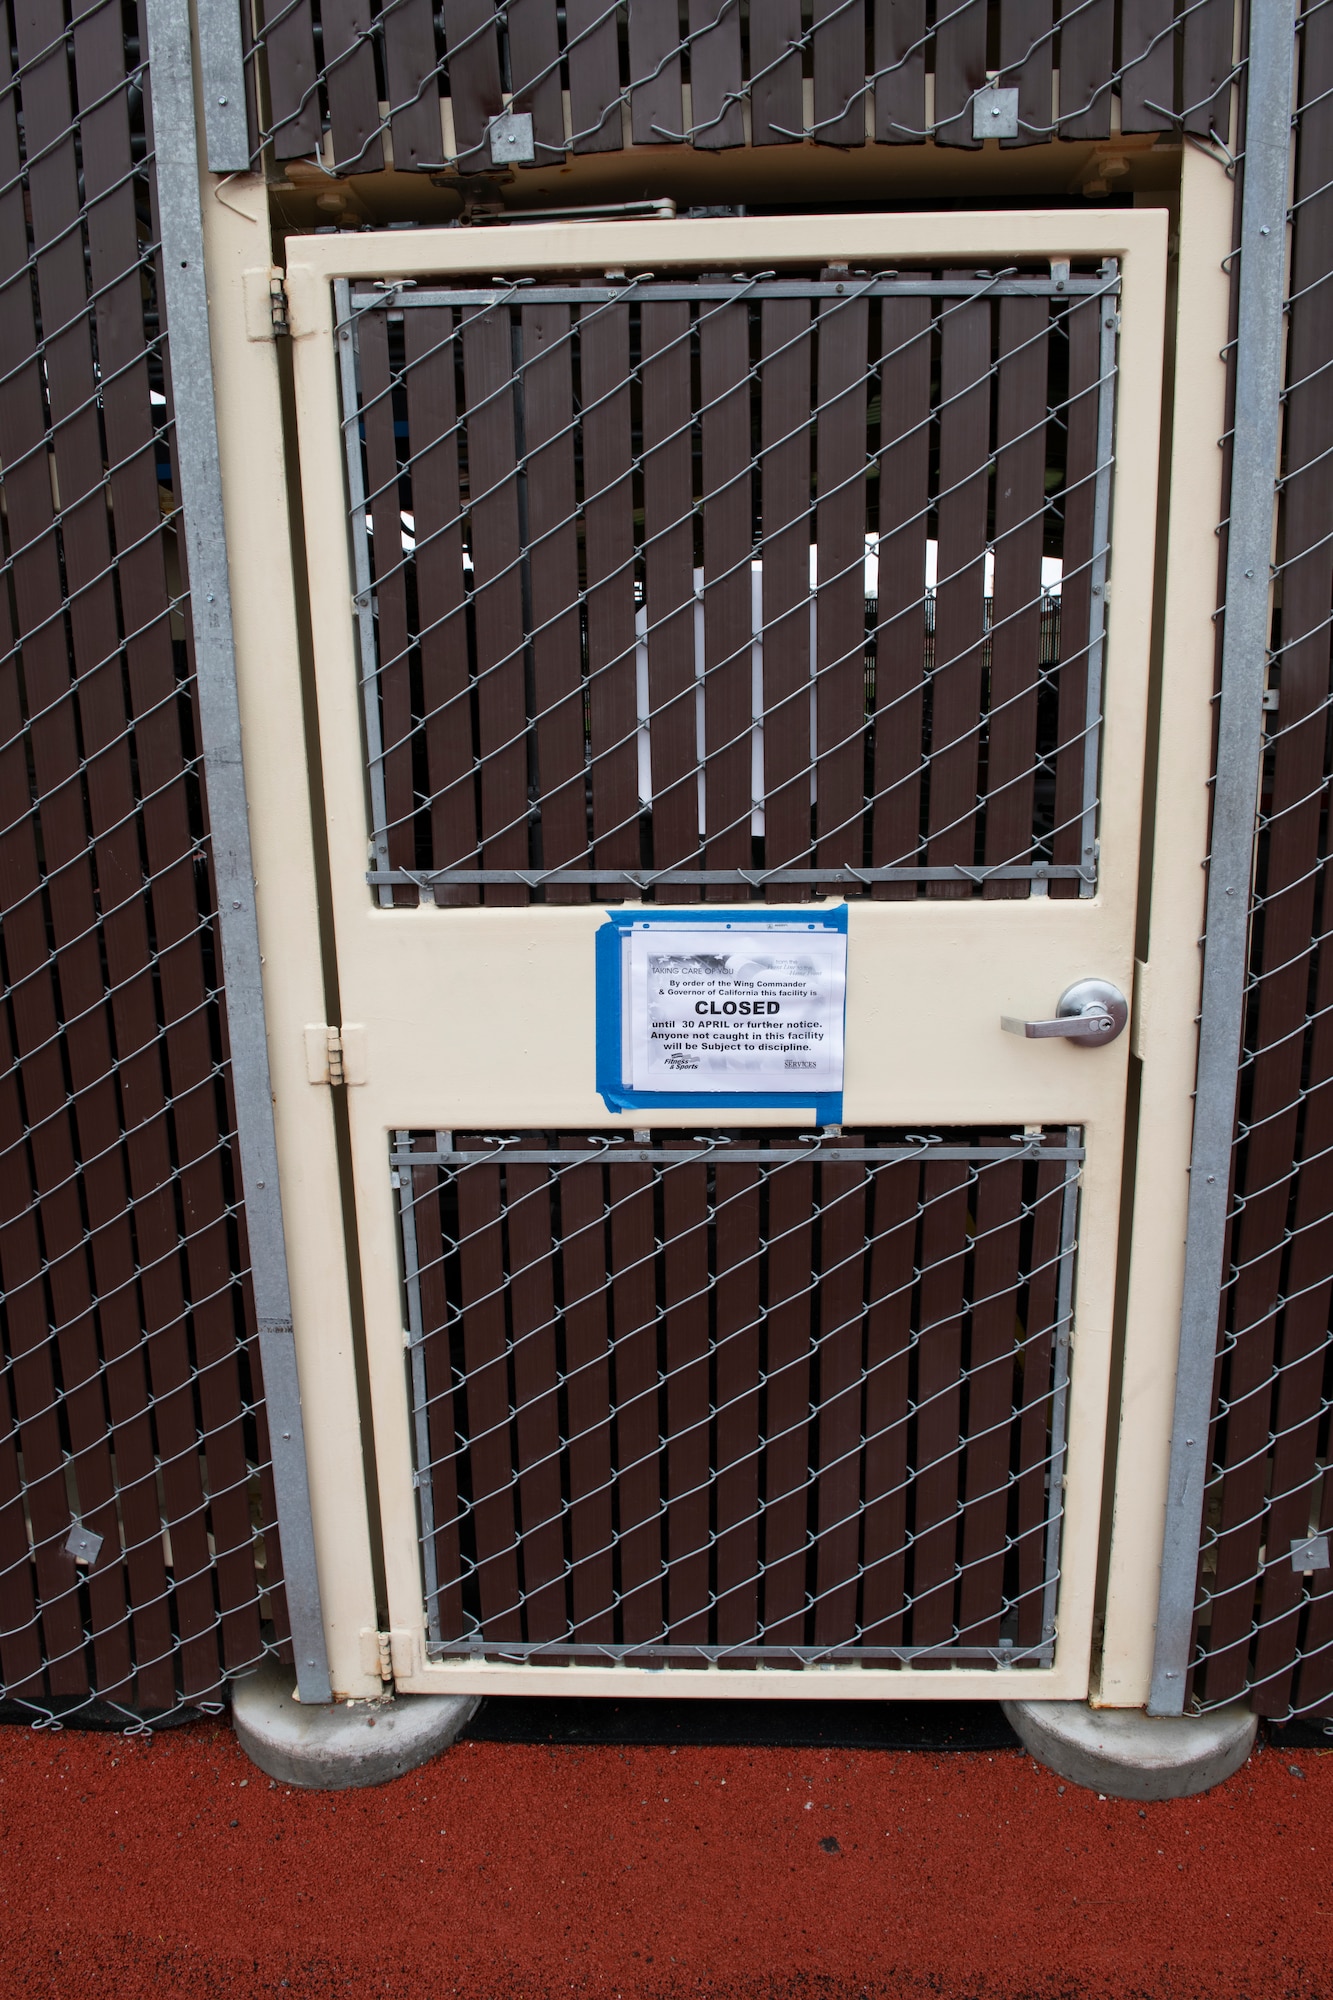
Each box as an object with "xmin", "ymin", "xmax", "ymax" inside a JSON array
[
  {"xmin": 243, "ymin": 265, "xmax": 290, "ymax": 341},
  {"xmin": 304, "ymin": 1023, "xmax": 367, "ymax": 1086},
  {"xmin": 360, "ymin": 1626, "xmax": 394, "ymax": 1684}
]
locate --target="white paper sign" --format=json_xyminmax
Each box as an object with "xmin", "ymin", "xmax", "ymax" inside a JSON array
[{"xmin": 626, "ymin": 924, "xmax": 846, "ymax": 1094}]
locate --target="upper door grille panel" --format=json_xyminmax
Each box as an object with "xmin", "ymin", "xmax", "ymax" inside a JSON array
[{"xmin": 338, "ymin": 266, "xmax": 1117, "ymax": 906}]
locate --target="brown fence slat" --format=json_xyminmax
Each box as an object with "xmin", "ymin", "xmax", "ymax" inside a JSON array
[
  {"xmin": 609, "ymin": 1163, "xmax": 664, "ymax": 1646},
  {"xmin": 628, "ymin": 0, "xmax": 684, "ymax": 145},
  {"xmin": 403, "ymin": 307, "xmax": 479, "ymax": 900},
  {"xmin": 1119, "ymin": 0, "xmax": 1175, "ymax": 132},
  {"xmin": 0, "ymin": 22, "xmax": 111, "ymax": 1703},
  {"xmin": 984, "ymin": 296, "xmax": 1049, "ymax": 895},
  {"xmin": 760, "ymin": 1158, "xmax": 816, "ymax": 1649},
  {"xmin": 751, "ymin": 0, "xmax": 804, "ymax": 145},
  {"xmin": 24, "ymin": 8, "xmax": 159, "ymax": 1700},
  {"xmin": 1182, "ymin": 0, "xmax": 1234, "ymax": 139},
  {"xmin": 860, "ymin": 1160, "xmax": 918, "ymax": 1644},
  {"xmin": 441, "ymin": 0, "xmax": 504, "ymax": 167},
  {"xmin": 263, "ymin": 0, "xmax": 322, "ymax": 157},
  {"xmin": 1050, "ymin": 298, "xmax": 1100, "ymax": 899},
  {"xmin": 996, "ymin": 0, "xmax": 1053, "ymax": 146},
  {"xmin": 566, "ymin": 0, "xmax": 624, "ymax": 152},
  {"xmin": 413, "ymin": 1162, "xmax": 465, "ymax": 1642},
  {"xmin": 71, "ymin": 0, "xmax": 189, "ymax": 1693},
  {"xmin": 699, "ymin": 299, "xmax": 754, "ymax": 889},
  {"xmin": 663, "ymin": 1150, "xmax": 711, "ymax": 1641},
  {"xmin": 1015, "ymin": 1160, "xmax": 1064, "ymax": 1648},
  {"xmin": 927, "ymin": 293, "xmax": 991, "ymax": 894},
  {"xmin": 0, "ymin": 998, "xmax": 46, "ymax": 1697},
  {"xmin": 519, "ymin": 303, "xmax": 587, "ymax": 897},
  {"xmin": 504, "ymin": 1164, "xmax": 568, "ymax": 1646},
  {"xmin": 383, "ymin": 0, "xmax": 445, "ymax": 172},
  {"xmin": 687, "ymin": 0, "xmax": 744, "ymax": 147},
  {"xmin": 760, "ymin": 297, "xmax": 815, "ymax": 897},
  {"xmin": 872, "ymin": 296, "xmax": 931, "ymax": 895},
  {"xmin": 1245, "ymin": 980, "xmax": 1333, "ymax": 1709},
  {"xmin": 641, "ymin": 301, "xmax": 700, "ymax": 890},
  {"xmin": 1295, "ymin": 1493, "xmax": 1333, "ymax": 1716},
  {"xmin": 910, "ymin": 1162, "xmax": 969, "ymax": 1647},
  {"xmin": 714, "ymin": 1162, "xmax": 762, "ymax": 1652},
  {"xmin": 461, "ymin": 308, "xmax": 530, "ymax": 901},
  {"xmin": 813, "ymin": 1151, "xmax": 867, "ymax": 1647},
  {"xmin": 321, "ymin": 0, "xmax": 385, "ymax": 171},
  {"xmin": 507, "ymin": 0, "xmax": 567, "ymax": 159},
  {"xmin": 874, "ymin": 0, "xmax": 927, "ymax": 142},
  {"xmin": 956, "ymin": 1161, "xmax": 1025, "ymax": 1644},
  {"xmin": 812, "ymin": 0, "xmax": 866, "ymax": 146},
  {"xmin": 455, "ymin": 1159, "xmax": 522, "ymax": 1642},
  {"xmin": 1058, "ymin": 0, "xmax": 1114, "ymax": 137},
  {"xmin": 558, "ymin": 1145, "xmax": 616, "ymax": 1642},
  {"xmin": 359, "ymin": 316, "xmax": 417, "ymax": 903},
  {"xmin": 815, "ymin": 283, "xmax": 870, "ymax": 872},
  {"xmin": 580, "ymin": 297, "xmax": 641, "ymax": 882},
  {"xmin": 933, "ymin": 0, "xmax": 987, "ymax": 146}
]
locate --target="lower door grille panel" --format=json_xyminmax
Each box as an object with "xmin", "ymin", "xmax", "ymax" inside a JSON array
[{"xmin": 392, "ymin": 1129, "xmax": 1081, "ymax": 1671}]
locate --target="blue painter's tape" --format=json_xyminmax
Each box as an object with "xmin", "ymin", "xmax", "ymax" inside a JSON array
[{"xmin": 595, "ymin": 906, "xmax": 847, "ymax": 1124}]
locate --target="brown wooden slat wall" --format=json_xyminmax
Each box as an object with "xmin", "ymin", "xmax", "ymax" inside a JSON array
[
  {"xmin": 251, "ymin": 2, "xmax": 1239, "ymax": 168},
  {"xmin": 408, "ymin": 1133, "xmax": 1074, "ymax": 1662},
  {"xmin": 1192, "ymin": 1, "xmax": 1333, "ymax": 1719},
  {"xmin": 0, "ymin": 0, "xmax": 290, "ymax": 1719}
]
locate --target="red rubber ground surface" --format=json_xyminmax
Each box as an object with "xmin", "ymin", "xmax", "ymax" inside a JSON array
[{"xmin": 0, "ymin": 1721, "xmax": 1328, "ymax": 1997}]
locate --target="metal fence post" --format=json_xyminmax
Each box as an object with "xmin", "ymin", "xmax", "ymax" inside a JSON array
[
  {"xmin": 1148, "ymin": 1, "xmax": 1297, "ymax": 1717},
  {"xmin": 143, "ymin": 0, "xmax": 334, "ymax": 1704}
]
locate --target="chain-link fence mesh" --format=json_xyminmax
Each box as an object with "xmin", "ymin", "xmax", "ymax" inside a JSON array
[
  {"xmin": 241, "ymin": 0, "xmax": 1238, "ymax": 176},
  {"xmin": 395, "ymin": 1127, "xmax": 1081, "ymax": 1668},
  {"xmin": 0, "ymin": 0, "xmax": 291, "ymax": 1731}
]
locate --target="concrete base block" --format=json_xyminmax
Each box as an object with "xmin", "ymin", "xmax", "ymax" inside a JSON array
[
  {"xmin": 232, "ymin": 1659, "xmax": 479, "ymax": 1791},
  {"xmin": 1001, "ymin": 1698, "xmax": 1257, "ymax": 1801}
]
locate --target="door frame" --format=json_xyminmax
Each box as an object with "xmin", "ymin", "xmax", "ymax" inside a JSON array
[{"xmin": 275, "ymin": 210, "xmax": 1168, "ymax": 1699}]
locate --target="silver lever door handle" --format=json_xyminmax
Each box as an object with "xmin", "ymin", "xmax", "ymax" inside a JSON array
[{"xmin": 1001, "ymin": 979, "xmax": 1128, "ymax": 1047}]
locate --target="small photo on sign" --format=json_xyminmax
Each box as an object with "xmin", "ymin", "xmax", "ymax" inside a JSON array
[{"xmin": 627, "ymin": 925, "xmax": 846, "ymax": 1095}]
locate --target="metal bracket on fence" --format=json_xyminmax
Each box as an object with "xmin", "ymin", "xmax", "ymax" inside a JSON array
[
  {"xmin": 143, "ymin": 0, "xmax": 333, "ymax": 1704},
  {"xmin": 194, "ymin": 0, "xmax": 251, "ymax": 175},
  {"xmin": 1147, "ymin": 0, "xmax": 1297, "ymax": 1718}
]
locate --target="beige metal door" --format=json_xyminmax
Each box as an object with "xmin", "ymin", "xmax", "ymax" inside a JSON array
[{"xmin": 281, "ymin": 211, "xmax": 1166, "ymax": 1700}]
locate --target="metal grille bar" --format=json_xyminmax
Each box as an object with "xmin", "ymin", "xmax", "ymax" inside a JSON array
[
  {"xmin": 339, "ymin": 267, "xmax": 1117, "ymax": 908},
  {"xmin": 395, "ymin": 1127, "xmax": 1081, "ymax": 1670}
]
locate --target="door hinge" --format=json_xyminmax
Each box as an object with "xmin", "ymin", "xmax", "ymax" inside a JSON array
[
  {"xmin": 243, "ymin": 265, "xmax": 290, "ymax": 341},
  {"xmin": 359, "ymin": 1626, "xmax": 394, "ymax": 1683},
  {"xmin": 304, "ymin": 1023, "xmax": 367, "ymax": 1086}
]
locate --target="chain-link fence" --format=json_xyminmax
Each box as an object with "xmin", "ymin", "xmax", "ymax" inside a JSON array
[
  {"xmin": 395, "ymin": 1127, "xmax": 1080, "ymax": 1668},
  {"xmin": 241, "ymin": 0, "xmax": 1238, "ymax": 176},
  {"xmin": 1185, "ymin": 0, "xmax": 1333, "ymax": 1722},
  {"xmin": 0, "ymin": 0, "xmax": 291, "ymax": 1730},
  {"xmin": 340, "ymin": 263, "xmax": 1113, "ymax": 906}
]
